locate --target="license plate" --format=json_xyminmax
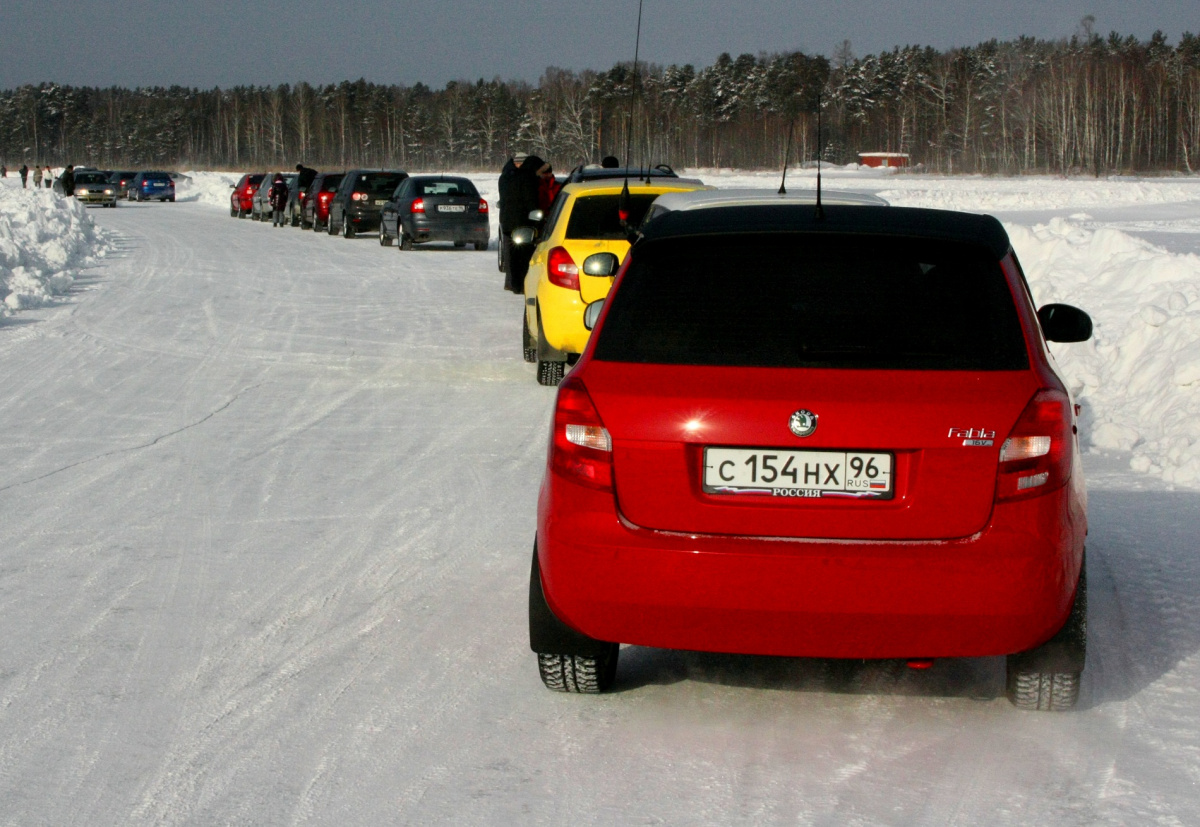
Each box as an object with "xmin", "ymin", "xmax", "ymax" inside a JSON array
[
  {"xmin": 438, "ymin": 204, "xmax": 466, "ymax": 213},
  {"xmin": 374, "ymin": 199, "xmax": 388, "ymax": 205},
  {"xmin": 703, "ymin": 447, "xmax": 894, "ymax": 499}
]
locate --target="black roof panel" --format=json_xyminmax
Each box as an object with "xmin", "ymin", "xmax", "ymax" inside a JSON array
[{"xmin": 638, "ymin": 204, "xmax": 1012, "ymax": 259}]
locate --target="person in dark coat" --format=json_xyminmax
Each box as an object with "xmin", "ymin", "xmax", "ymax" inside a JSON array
[
  {"xmin": 497, "ymin": 154, "xmax": 525, "ymax": 288},
  {"xmin": 60, "ymin": 165, "xmax": 75, "ymax": 196},
  {"xmin": 501, "ymin": 154, "xmax": 544, "ymax": 294},
  {"xmin": 19, "ymin": 165, "xmax": 28, "ymax": 188},
  {"xmin": 269, "ymin": 173, "xmax": 289, "ymax": 226},
  {"xmin": 295, "ymin": 163, "xmax": 317, "ymax": 191}
]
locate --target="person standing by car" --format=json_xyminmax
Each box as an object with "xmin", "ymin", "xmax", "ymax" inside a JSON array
[
  {"xmin": 536, "ymin": 162, "xmax": 560, "ymax": 211},
  {"xmin": 19, "ymin": 165, "xmax": 28, "ymax": 188},
  {"xmin": 60, "ymin": 165, "xmax": 75, "ymax": 197},
  {"xmin": 295, "ymin": 163, "xmax": 317, "ymax": 192},
  {"xmin": 32, "ymin": 165, "xmax": 42, "ymax": 188},
  {"xmin": 501, "ymin": 154, "xmax": 543, "ymax": 293},
  {"xmin": 269, "ymin": 173, "xmax": 289, "ymax": 227},
  {"xmin": 44, "ymin": 166, "xmax": 52, "ymax": 188},
  {"xmin": 498, "ymin": 153, "xmax": 525, "ymax": 289}
]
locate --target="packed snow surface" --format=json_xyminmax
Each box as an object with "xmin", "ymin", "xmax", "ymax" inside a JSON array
[{"xmin": 1, "ymin": 169, "xmax": 1199, "ymax": 824}]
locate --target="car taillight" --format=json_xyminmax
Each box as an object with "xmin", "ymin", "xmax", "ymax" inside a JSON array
[
  {"xmin": 996, "ymin": 388, "xmax": 1073, "ymax": 502},
  {"xmin": 410, "ymin": 198, "xmax": 425, "ymax": 214},
  {"xmin": 352, "ymin": 192, "xmax": 367, "ymax": 201},
  {"xmin": 551, "ymin": 374, "xmax": 613, "ymax": 491},
  {"xmin": 478, "ymin": 198, "xmax": 488, "ymax": 214},
  {"xmin": 319, "ymin": 192, "xmax": 333, "ymax": 203},
  {"xmin": 547, "ymin": 246, "xmax": 580, "ymax": 290}
]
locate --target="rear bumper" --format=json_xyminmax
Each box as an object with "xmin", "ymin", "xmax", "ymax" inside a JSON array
[
  {"xmin": 536, "ymin": 474, "xmax": 1085, "ymax": 659},
  {"xmin": 402, "ymin": 215, "xmax": 489, "ymax": 244}
]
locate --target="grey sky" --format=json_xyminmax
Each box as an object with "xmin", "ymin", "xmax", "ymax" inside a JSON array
[{"xmin": 0, "ymin": 0, "xmax": 1195, "ymax": 90}]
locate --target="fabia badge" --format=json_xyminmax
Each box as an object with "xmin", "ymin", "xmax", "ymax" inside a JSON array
[{"xmin": 789, "ymin": 409, "xmax": 818, "ymax": 438}]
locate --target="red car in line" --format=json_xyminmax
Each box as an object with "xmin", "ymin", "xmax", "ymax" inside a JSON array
[
  {"xmin": 529, "ymin": 202, "xmax": 1094, "ymax": 710},
  {"xmin": 230, "ymin": 173, "xmax": 265, "ymax": 218}
]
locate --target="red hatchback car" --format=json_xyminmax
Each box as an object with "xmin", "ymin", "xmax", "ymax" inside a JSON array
[
  {"xmin": 529, "ymin": 204, "xmax": 1094, "ymax": 710},
  {"xmin": 230, "ymin": 173, "xmax": 265, "ymax": 218}
]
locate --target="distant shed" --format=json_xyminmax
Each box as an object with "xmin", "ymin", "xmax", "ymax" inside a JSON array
[{"xmin": 858, "ymin": 152, "xmax": 910, "ymax": 168}]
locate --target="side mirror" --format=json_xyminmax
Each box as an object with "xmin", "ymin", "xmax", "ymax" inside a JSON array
[
  {"xmin": 583, "ymin": 300, "xmax": 605, "ymax": 331},
  {"xmin": 528, "ymin": 209, "xmax": 544, "ymax": 223},
  {"xmin": 511, "ymin": 226, "xmax": 536, "ymax": 246},
  {"xmin": 1038, "ymin": 303, "xmax": 1093, "ymax": 343},
  {"xmin": 229, "ymin": 184, "xmax": 235, "ymax": 188},
  {"xmin": 582, "ymin": 253, "xmax": 620, "ymax": 277}
]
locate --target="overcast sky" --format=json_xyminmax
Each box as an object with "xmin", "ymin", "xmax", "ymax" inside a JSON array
[{"xmin": 0, "ymin": 0, "xmax": 1195, "ymax": 90}]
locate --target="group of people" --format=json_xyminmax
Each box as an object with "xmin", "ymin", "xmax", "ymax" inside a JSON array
[
  {"xmin": 496, "ymin": 153, "xmax": 622, "ymax": 294},
  {"xmin": 265, "ymin": 164, "xmax": 317, "ymax": 226},
  {"xmin": 2, "ymin": 164, "xmax": 55, "ymax": 189},
  {"xmin": 497, "ymin": 154, "xmax": 561, "ymax": 294}
]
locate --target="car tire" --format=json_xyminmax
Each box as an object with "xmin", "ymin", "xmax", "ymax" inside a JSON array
[
  {"xmin": 328, "ymin": 214, "xmax": 338, "ymax": 235},
  {"xmin": 379, "ymin": 225, "xmax": 393, "ymax": 246},
  {"xmin": 523, "ymin": 312, "xmax": 537, "ymax": 363},
  {"xmin": 1006, "ymin": 558, "xmax": 1087, "ymax": 711},
  {"xmin": 400, "ymin": 234, "xmax": 413, "ymax": 251},
  {"xmin": 537, "ymin": 358, "xmax": 565, "ymax": 386},
  {"xmin": 537, "ymin": 652, "xmax": 618, "ymax": 693},
  {"xmin": 168, "ymin": 196, "xmax": 175, "ymax": 202},
  {"xmin": 454, "ymin": 241, "xmax": 466, "ymax": 248},
  {"xmin": 343, "ymin": 219, "xmax": 355, "ymax": 239},
  {"xmin": 475, "ymin": 241, "xmax": 487, "ymax": 251},
  {"xmin": 230, "ymin": 204, "xmax": 237, "ymax": 217}
]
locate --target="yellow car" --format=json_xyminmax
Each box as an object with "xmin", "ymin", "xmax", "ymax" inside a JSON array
[{"xmin": 521, "ymin": 177, "xmax": 708, "ymax": 385}]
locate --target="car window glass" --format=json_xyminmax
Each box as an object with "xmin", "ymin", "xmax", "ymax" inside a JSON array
[
  {"xmin": 566, "ymin": 194, "xmax": 659, "ymax": 240},
  {"xmin": 594, "ymin": 234, "xmax": 1029, "ymax": 371},
  {"xmin": 541, "ymin": 190, "xmax": 569, "ymax": 234},
  {"xmin": 416, "ymin": 180, "xmax": 476, "ymax": 196},
  {"xmin": 359, "ymin": 173, "xmax": 407, "ymax": 197}
]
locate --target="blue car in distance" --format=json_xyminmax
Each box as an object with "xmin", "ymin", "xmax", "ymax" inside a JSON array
[{"xmin": 128, "ymin": 171, "xmax": 176, "ymax": 202}]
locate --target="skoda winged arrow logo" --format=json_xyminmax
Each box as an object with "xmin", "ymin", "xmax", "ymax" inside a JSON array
[{"xmin": 788, "ymin": 409, "xmax": 818, "ymax": 438}]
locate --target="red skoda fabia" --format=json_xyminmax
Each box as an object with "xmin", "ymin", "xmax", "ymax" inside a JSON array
[{"xmin": 529, "ymin": 203, "xmax": 1093, "ymax": 710}]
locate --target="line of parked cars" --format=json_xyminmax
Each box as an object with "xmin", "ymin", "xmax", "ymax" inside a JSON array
[
  {"xmin": 58, "ymin": 168, "xmax": 184, "ymax": 205},
  {"xmin": 230, "ymin": 168, "xmax": 491, "ymax": 251}
]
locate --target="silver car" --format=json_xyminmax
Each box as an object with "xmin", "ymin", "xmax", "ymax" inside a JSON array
[{"xmin": 73, "ymin": 171, "xmax": 118, "ymax": 207}]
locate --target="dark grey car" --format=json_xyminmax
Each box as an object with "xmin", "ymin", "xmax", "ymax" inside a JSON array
[
  {"xmin": 327, "ymin": 170, "xmax": 408, "ymax": 238},
  {"xmin": 302, "ymin": 172, "xmax": 344, "ymax": 231},
  {"xmin": 379, "ymin": 175, "xmax": 490, "ymax": 250}
]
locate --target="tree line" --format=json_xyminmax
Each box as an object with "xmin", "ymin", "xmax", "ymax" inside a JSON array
[{"xmin": 1, "ymin": 28, "xmax": 1198, "ymax": 175}]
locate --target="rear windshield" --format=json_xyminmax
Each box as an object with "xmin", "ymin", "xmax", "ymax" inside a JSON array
[
  {"xmin": 354, "ymin": 173, "xmax": 407, "ymax": 197},
  {"xmin": 320, "ymin": 174, "xmax": 343, "ymax": 191},
  {"xmin": 566, "ymin": 194, "xmax": 659, "ymax": 240},
  {"xmin": 75, "ymin": 172, "xmax": 110, "ymax": 184},
  {"xmin": 143, "ymin": 172, "xmax": 171, "ymax": 181},
  {"xmin": 413, "ymin": 179, "xmax": 477, "ymax": 197},
  {"xmin": 593, "ymin": 234, "xmax": 1029, "ymax": 371}
]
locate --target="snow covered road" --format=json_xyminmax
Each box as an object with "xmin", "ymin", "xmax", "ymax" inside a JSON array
[{"xmin": 2, "ymin": 191, "xmax": 1200, "ymax": 825}]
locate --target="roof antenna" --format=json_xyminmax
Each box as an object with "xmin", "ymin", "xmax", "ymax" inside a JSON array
[
  {"xmin": 778, "ymin": 116, "xmax": 794, "ymax": 195},
  {"xmin": 619, "ymin": 0, "xmax": 645, "ymax": 232},
  {"xmin": 814, "ymin": 91, "xmax": 825, "ymax": 221}
]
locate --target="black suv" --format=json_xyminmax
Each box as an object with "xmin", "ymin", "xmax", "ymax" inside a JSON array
[
  {"xmin": 327, "ymin": 170, "xmax": 409, "ymax": 238},
  {"xmin": 563, "ymin": 163, "xmax": 678, "ymax": 184}
]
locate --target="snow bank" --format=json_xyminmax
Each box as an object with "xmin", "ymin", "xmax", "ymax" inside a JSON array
[
  {"xmin": 179, "ymin": 170, "xmax": 241, "ymax": 208},
  {"xmin": 1010, "ymin": 218, "xmax": 1200, "ymax": 487},
  {"xmin": 0, "ymin": 181, "xmax": 109, "ymax": 315}
]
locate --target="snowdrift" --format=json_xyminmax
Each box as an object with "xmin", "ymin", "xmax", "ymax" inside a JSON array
[
  {"xmin": 0, "ymin": 181, "xmax": 109, "ymax": 314},
  {"xmin": 1011, "ymin": 218, "xmax": 1200, "ymax": 487}
]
